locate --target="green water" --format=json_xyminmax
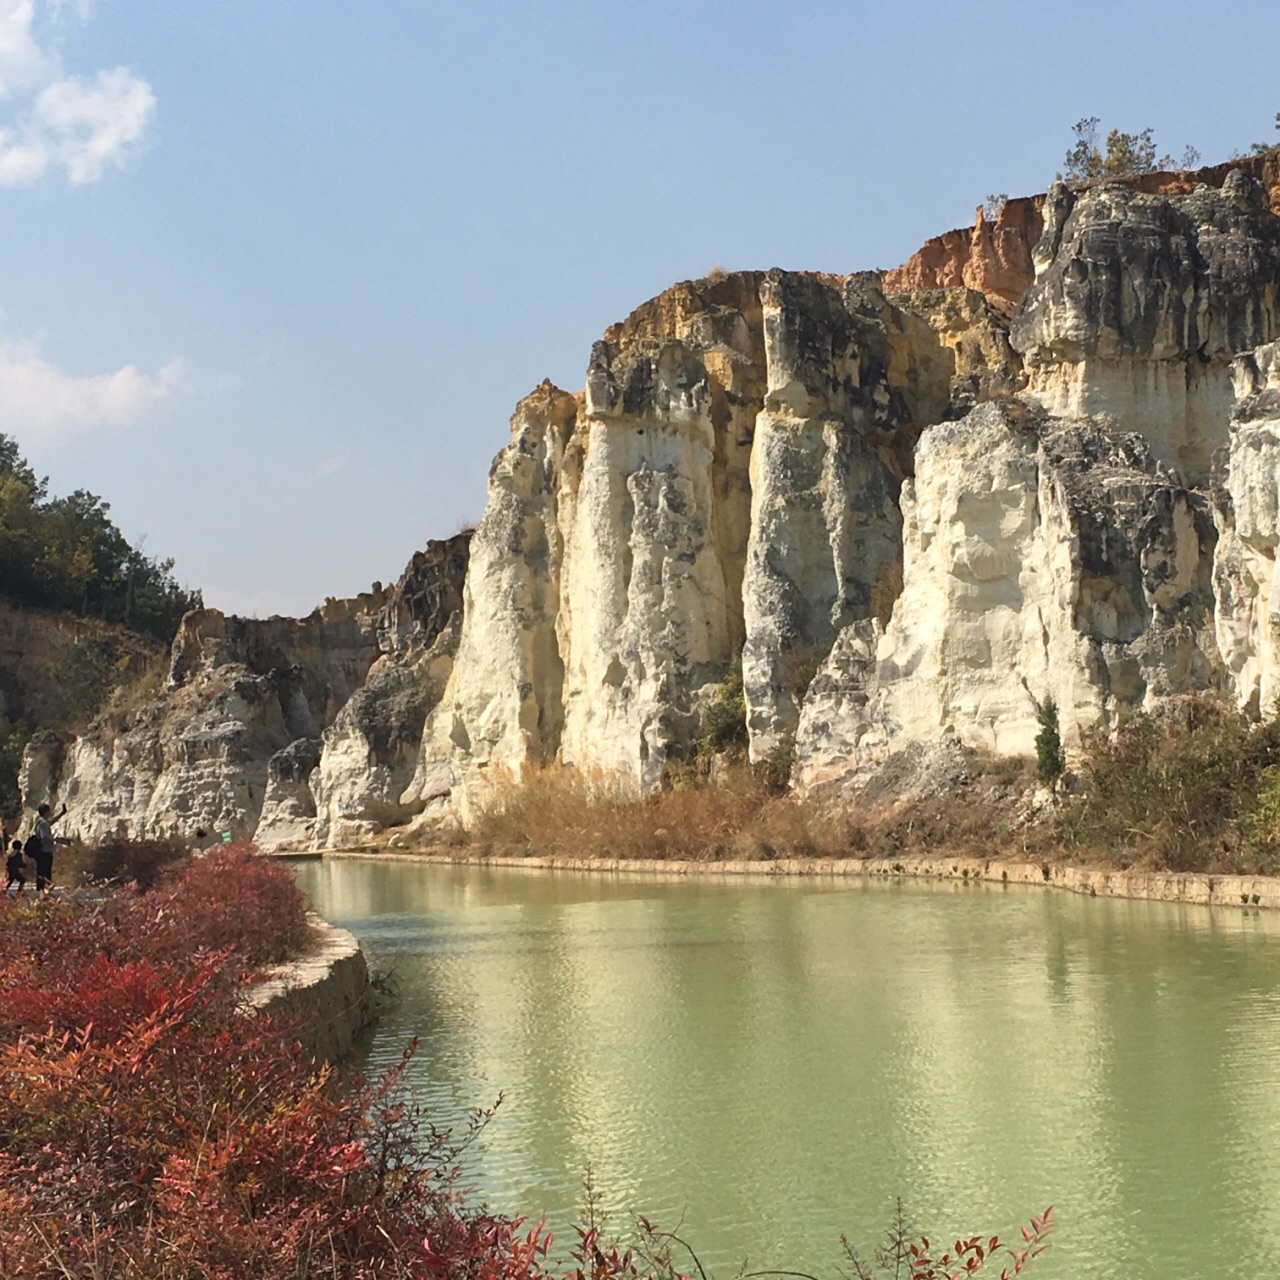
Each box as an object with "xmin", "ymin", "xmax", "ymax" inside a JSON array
[{"xmin": 292, "ymin": 859, "xmax": 1280, "ymax": 1279}]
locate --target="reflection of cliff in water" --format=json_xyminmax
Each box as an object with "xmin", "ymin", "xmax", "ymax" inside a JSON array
[{"xmin": 295, "ymin": 859, "xmax": 1280, "ymax": 1280}]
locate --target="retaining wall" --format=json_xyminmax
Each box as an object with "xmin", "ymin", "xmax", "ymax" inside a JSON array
[
  {"xmin": 334, "ymin": 850, "xmax": 1280, "ymax": 911},
  {"xmin": 247, "ymin": 913, "xmax": 373, "ymax": 1062}
]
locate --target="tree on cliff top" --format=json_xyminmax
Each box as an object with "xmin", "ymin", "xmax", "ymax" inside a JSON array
[
  {"xmin": 1060, "ymin": 117, "xmax": 1199, "ymax": 184},
  {"xmin": 1247, "ymin": 111, "xmax": 1280, "ymax": 155},
  {"xmin": 0, "ymin": 433, "xmax": 201, "ymax": 643}
]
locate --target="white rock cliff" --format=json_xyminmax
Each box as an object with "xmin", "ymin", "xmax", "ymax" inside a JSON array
[{"xmin": 29, "ymin": 151, "xmax": 1280, "ymax": 841}]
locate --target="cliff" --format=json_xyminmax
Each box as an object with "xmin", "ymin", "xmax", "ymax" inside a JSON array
[
  {"xmin": 27, "ymin": 148, "xmax": 1280, "ymax": 846},
  {"xmin": 25, "ymin": 535, "xmax": 468, "ymax": 846}
]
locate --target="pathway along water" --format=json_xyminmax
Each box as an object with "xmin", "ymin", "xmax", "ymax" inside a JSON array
[{"xmin": 293, "ymin": 858, "xmax": 1280, "ymax": 1280}]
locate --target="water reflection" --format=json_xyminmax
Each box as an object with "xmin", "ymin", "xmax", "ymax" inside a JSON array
[{"xmin": 294, "ymin": 860, "xmax": 1280, "ymax": 1279}]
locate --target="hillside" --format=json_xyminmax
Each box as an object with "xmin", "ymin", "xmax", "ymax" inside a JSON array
[{"xmin": 0, "ymin": 436, "xmax": 200, "ymax": 817}]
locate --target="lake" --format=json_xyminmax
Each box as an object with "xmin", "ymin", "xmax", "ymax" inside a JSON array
[{"xmin": 293, "ymin": 858, "xmax": 1280, "ymax": 1279}]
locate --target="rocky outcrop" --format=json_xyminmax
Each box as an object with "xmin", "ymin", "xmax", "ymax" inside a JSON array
[
  {"xmin": 882, "ymin": 195, "xmax": 1046, "ymax": 318},
  {"xmin": 1213, "ymin": 341, "xmax": 1280, "ymax": 714},
  {"xmin": 36, "ymin": 536, "xmax": 469, "ymax": 846},
  {"xmin": 406, "ymin": 159, "xmax": 1277, "ymax": 819},
  {"xmin": 29, "ymin": 151, "xmax": 1280, "ymax": 835},
  {"xmin": 793, "ymin": 402, "xmax": 1220, "ymax": 797},
  {"xmin": 1011, "ymin": 172, "xmax": 1280, "ymax": 483},
  {"xmin": 740, "ymin": 272, "xmax": 907, "ymax": 756},
  {"xmin": 882, "ymin": 149, "xmax": 1280, "ymax": 322},
  {"xmin": 400, "ymin": 270, "xmax": 1018, "ymax": 818}
]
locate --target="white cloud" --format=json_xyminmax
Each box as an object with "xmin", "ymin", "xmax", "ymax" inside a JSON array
[
  {"xmin": 0, "ymin": 2, "xmax": 53, "ymax": 98},
  {"xmin": 0, "ymin": 1, "xmax": 154, "ymax": 185},
  {"xmin": 0, "ymin": 340, "xmax": 187, "ymax": 432},
  {"xmin": 35, "ymin": 66, "xmax": 154, "ymax": 182},
  {"xmin": 49, "ymin": 1, "xmax": 94, "ymax": 20}
]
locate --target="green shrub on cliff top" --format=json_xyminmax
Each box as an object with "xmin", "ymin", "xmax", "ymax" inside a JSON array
[{"xmin": 1060, "ymin": 117, "xmax": 1199, "ymax": 183}]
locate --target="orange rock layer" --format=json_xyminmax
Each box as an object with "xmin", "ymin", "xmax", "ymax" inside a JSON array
[{"xmin": 882, "ymin": 148, "xmax": 1280, "ymax": 320}]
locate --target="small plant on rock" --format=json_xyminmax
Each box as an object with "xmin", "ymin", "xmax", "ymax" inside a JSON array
[{"xmin": 1035, "ymin": 697, "xmax": 1065, "ymax": 790}]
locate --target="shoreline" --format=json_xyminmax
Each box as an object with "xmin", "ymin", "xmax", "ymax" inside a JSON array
[{"xmin": 299, "ymin": 847, "xmax": 1280, "ymax": 912}]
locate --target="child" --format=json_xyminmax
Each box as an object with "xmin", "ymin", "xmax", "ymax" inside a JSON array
[{"xmin": 5, "ymin": 838, "xmax": 26, "ymax": 895}]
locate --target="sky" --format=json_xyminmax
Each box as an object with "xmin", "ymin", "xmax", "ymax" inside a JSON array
[{"xmin": 0, "ymin": 1, "xmax": 1276, "ymax": 617}]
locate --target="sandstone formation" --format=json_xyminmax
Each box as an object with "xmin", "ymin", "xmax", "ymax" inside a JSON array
[
  {"xmin": 1213, "ymin": 340, "xmax": 1280, "ymax": 715},
  {"xmin": 400, "ymin": 269, "xmax": 1017, "ymax": 819},
  {"xmin": 881, "ymin": 195, "xmax": 1046, "ymax": 318},
  {"xmin": 882, "ymin": 150, "xmax": 1280, "ymax": 321},
  {"xmin": 28, "ymin": 537, "xmax": 467, "ymax": 846},
  {"xmin": 28, "ymin": 148, "xmax": 1280, "ymax": 842},
  {"xmin": 792, "ymin": 402, "xmax": 1219, "ymax": 798},
  {"xmin": 1012, "ymin": 172, "xmax": 1280, "ymax": 482}
]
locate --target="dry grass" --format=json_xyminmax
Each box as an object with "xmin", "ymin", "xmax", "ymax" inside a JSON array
[
  {"xmin": 459, "ymin": 752, "xmax": 1034, "ymax": 865},
  {"xmin": 466, "ymin": 763, "xmax": 865, "ymax": 862},
  {"xmin": 97, "ymin": 655, "xmax": 168, "ymax": 736},
  {"xmin": 1054, "ymin": 698, "xmax": 1280, "ymax": 873}
]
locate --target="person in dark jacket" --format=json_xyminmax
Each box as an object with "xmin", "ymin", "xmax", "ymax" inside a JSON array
[{"xmin": 5, "ymin": 839, "xmax": 26, "ymax": 894}]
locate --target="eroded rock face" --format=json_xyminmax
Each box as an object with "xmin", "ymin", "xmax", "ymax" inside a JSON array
[
  {"xmin": 1213, "ymin": 342, "xmax": 1280, "ymax": 714},
  {"xmin": 1012, "ymin": 173, "xmax": 1280, "ymax": 482},
  {"xmin": 305, "ymin": 536, "xmax": 468, "ymax": 847},
  {"xmin": 882, "ymin": 195, "xmax": 1046, "ymax": 318},
  {"xmin": 403, "ymin": 270, "xmax": 1019, "ymax": 819},
  {"xmin": 794, "ymin": 402, "xmax": 1221, "ymax": 798},
  {"xmin": 32, "ymin": 154, "xmax": 1280, "ymax": 834},
  {"xmin": 406, "ymin": 278, "xmax": 767, "ymax": 815},
  {"xmin": 39, "ymin": 536, "xmax": 469, "ymax": 847},
  {"xmin": 883, "ymin": 148, "xmax": 1280, "ymax": 322},
  {"xmin": 741, "ymin": 272, "xmax": 907, "ymax": 756}
]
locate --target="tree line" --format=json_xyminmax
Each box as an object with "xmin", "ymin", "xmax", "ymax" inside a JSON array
[
  {"xmin": 0, "ymin": 433, "xmax": 201, "ymax": 644},
  {"xmin": 1059, "ymin": 112, "xmax": 1278, "ymax": 184}
]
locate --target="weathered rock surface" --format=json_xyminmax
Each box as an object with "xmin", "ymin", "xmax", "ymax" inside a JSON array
[
  {"xmin": 793, "ymin": 402, "xmax": 1220, "ymax": 798},
  {"xmin": 1213, "ymin": 341, "xmax": 1280, "ymax": 714},
  {"xmin": 1012, "ymin": 172, "xmax": 1280, "ymax": 482},
  {"xmin": 883, "ymin": 149, "xmax": 1280, "ymax": 321},
  {"xmin": 882, "ymin": 195, "xmax": 1046, "ymax": 318},
  {"xmin": 399, "ymin": 270, "xmax": 1017, "ymax": 820},
  {"xmin": 35, "ymin": 536, "xmax": 468, "ymax": 846},
  {"xmin": 28, "ymin": 150, "xmax": 1280, "ymax": 833}
]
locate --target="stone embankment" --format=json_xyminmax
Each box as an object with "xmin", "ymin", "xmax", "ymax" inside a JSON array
[
  {"xmin": 326, "ymin": 850, "xmax": 1280, "ymax": 913},
  {"xmin": 246, "ymin": 913, "xmax": 373, "ymax": 1062}
]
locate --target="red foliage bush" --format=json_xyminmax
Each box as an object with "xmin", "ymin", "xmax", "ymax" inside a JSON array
[
  {"xmin": 158, "ymin": 843, "xmax": 314, "ymax": 965},
  {"xmin": 0, "ymin": 851, "xmax": 547, "ymax": 1279}
]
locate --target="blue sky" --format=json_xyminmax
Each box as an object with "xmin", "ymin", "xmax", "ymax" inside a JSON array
[{"xmin": 1, "ymin": 1, "xmax": 1276, "ymax": 616}]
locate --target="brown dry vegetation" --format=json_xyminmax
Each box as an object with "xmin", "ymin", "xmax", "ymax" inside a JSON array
[
  {"xmin": 454, "ymin": 752, "xmax": 1034, "ymax": 865},
  {"xmin": 98, "ymin": 653, "xmax": 168, "ymax": 733},
  {"xmin": 1053, "ymin": 697, "xmax": 1280, "ymax": 874},
  {"xmin": 430, "ymin": 699, "xmax": 1280, "ymax": 878}
]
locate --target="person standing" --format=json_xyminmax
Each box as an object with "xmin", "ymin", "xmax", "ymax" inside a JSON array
[
  {"xmin": 32, "ymin": 803, "xmax": 66, "ymax": 891},
  {"xmin": 5, "ymin": 839, "xmax": 26, "ymax": 894}
]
